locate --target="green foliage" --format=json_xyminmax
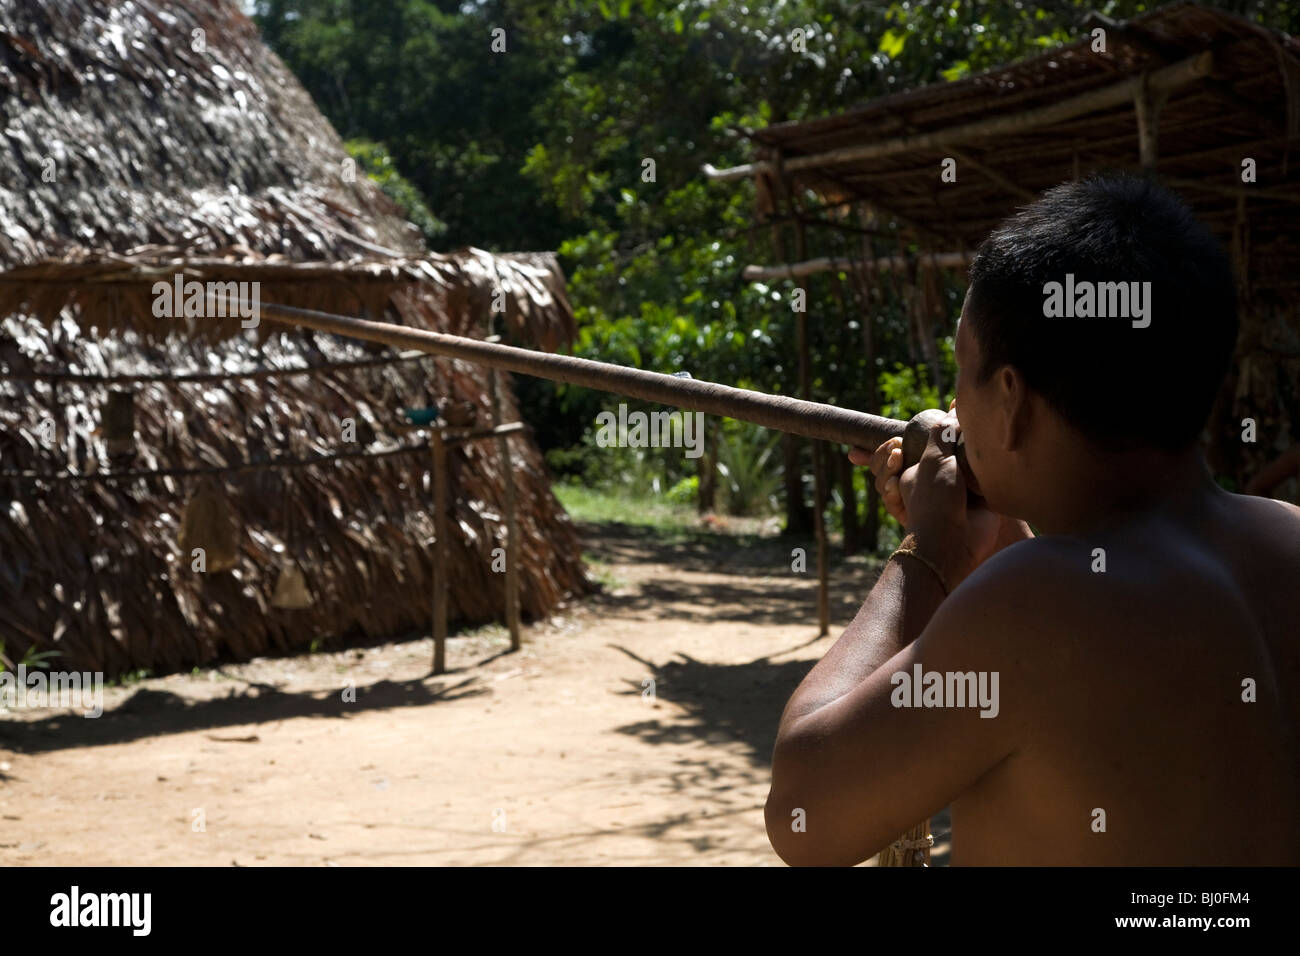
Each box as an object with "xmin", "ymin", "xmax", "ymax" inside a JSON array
[
  {"xmin": 546, "ymin": 414, "xmax": 685, "ymax": 497},
  {"xmin": 666, "ymin": 475, "xmax": 699, "ymax": 505},
  {"xmin": 553, "ymin": 483, "xmax": 698, "ymax": 533},
  {"xmin": 0, "ymin": 641, "xmax": 61, "ymax": 673},
  {"xmin": 345, "ymin": 139, "xmax": 446, "ymax": 243},
  {"xmin": 716, "ymin": 422, "xmax": 781, "ymax": 516}
]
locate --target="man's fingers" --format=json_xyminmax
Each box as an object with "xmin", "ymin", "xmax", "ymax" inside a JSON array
[
  {"xmin": 847, "ymin": 435, "xmax": 911, "ymax": 526},
  {"xmin": 913, "ymin": 417, "xmax": 964, "ymax": 492},
  {"xmin": 850, "ymin": 436, "xmax": 901, "ymax": 471},
  {"xmin": 882, "ymin": 475, "xmax": 906, "ymax": 523},
  {"xmin": 870, "ymin": 437, "xmax": 902, "ymax": 478},
  {"xmin": 874, "ymin": 449, "xmax": 903, "ymax": 499}
]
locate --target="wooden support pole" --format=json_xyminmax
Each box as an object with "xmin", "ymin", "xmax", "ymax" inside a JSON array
[
  {"xmin": 1135, "ymin": 72, "xmax": 1167, "ymax": 170},
  {"xmin": 770, "ymin": 194, "xmax": 811, "ymax": 537},
  {"xmin": 430, "ymin": 428, "xmax": 450, "ymax": 675},
  {"xmin": 859, "ymin": 217, "xmax": 883, "ymax": 552},
  {"xmin": 487, "ymin": 367, "xmax": 522, "ymax": 651},
  {"xmin": 793, "ymin": 211, "xmax": 830, "ymax": 638}
]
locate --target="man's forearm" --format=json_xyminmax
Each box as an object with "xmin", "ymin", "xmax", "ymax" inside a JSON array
[{"xmin": 776, "ymin": 545, "xmax": 946, "ymax": 733}]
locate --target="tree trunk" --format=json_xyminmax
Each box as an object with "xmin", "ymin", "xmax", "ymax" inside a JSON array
[
  {"xmin": 866, "ymin": 480, "xmax": 881, "ymax": 554},
  {"xmin": 697, "ymin": 417, "xmax": 718, "ymax": 513},
  {"xmin": 839, "ymin": 452, "xmax": 860, "ymax": 555},
  {"xmin": 783, "ymin": 432, "xmax": 812, "ymax": 535}
]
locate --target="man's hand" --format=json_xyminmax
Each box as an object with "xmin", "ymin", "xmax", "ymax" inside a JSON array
[{"xmin": 849, "ymin": 404, "xmax": 1031, "ymax": 590}]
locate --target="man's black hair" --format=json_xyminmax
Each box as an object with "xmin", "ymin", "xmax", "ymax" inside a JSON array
[{"xmin": 965, "ymin": 173, "xmax": 1238, "ymax": 452}]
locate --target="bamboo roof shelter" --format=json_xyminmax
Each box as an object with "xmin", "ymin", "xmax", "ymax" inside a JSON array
[
  {"xmin": 0, "ymin": 0, "xmax": 587, "ymax": 676},
  {"xmin": 707, "ymin": 1, "xmax": 1300, "ymax": 492}
]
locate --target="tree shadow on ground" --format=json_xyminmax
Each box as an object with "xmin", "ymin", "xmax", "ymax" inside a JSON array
[
  {"xmin": 581, "ymin": 521, "xmax": 880, "ymax": 627},
  {"xmin": 587, "ymin": 517, "xmax": 950, "ymax": 864},
  {"xmin": 0, "ymin": 675, "xmax": 486, "ymax": 755},
  {"xmin": 603, "ymin": 644, "xmax": 952, "ymax": 865},
  {"xmin": 578, "ymin": 519, "xmax": 884, "ymax": 577}
]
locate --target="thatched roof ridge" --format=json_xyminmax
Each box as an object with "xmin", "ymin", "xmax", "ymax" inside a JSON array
[
  {"xmin": 0, "ymin": 0, "xmax": 424, "ymax": 266},
  {"xmin": 0, "ymin": 247, "xmax": 577, "ymax": 350}
]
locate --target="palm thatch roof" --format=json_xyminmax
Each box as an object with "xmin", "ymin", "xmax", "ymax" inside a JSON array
[
  {"xmin": 0, "ymin": 0, "xmax": 587, "ymax": 676},
  {"xmin": 715, "ymin": 1, "xmax": 1300, "ymax": 488}
]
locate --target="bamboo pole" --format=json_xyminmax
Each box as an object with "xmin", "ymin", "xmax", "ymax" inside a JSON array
[
  {"xmin": 487, "ymin": 367, "xmax": 522, "ymax": 651},
  {"xmin": 430, "ymin": 428, "xmax": 450, "ymax": 676},
  {"xmin": 0, "ymin": 350, "xmax": 429, "ymax": 384},
  {"xmin": 743, "ymin": 251, "xmax": 971, "ymax": 282},
  {"xmin": 441, "ymin": 422, "xmax": 525, "ymax": 444}
]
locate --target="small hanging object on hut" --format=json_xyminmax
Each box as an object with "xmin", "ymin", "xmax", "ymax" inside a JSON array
[
  {"xmin": 101, "ymin": 389, "xmax": 137, "ymax": 464},
  {"xmin": 401, "ymin": 406, "xmax": 440, "ymax": 426},
  {"xmin": 400, "ymin": 384, "xmax": 442, "ymax": 427},
  {"xmin": 271, "ymin": 562, "xmax": 313, "ymax": 610},
  {"xmin": 437, "ymin": 398, "xmax": 477, "ymax": 428},
  {"xmin": 271, "ymin": 473, "xmax": 313, "ymax": 610},
  {"xmin": 178, "ymin": 477, "xmax": 240, "ymax": 572}
]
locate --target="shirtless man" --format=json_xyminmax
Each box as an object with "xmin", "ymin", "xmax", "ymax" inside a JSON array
[{"xmin": 765, "ymin": 174, "xmax": 1300, "ymax": 866}]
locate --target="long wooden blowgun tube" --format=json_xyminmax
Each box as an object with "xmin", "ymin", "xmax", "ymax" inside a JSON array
[{"xmin": 235, "ymin": 299, "xmax": 974, "ymax": 486}]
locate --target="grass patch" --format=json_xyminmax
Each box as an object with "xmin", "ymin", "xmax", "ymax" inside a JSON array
[
  {"xmin": 554, "ymin": 485, "xmax": 698, "ymax": 532},
  {"xmin": 583, "ymin": 555, "xmax": 626, "ymax": 591}
]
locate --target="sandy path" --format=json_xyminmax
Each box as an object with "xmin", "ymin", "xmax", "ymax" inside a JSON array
[{"xmin": 0, "ymin": 522, "xmax": 950, "ymax": 866}]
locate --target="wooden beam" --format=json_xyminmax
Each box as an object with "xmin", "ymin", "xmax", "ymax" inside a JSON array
[
  {"xmin": 744, "ymin": 251, "xmax": 972, "ymax": 282},
  {"xmin": 1161, "ymin": 176, "xmax": 1300, "ymax": 204},
  {"xmin": 949, "ymin": 148, "xmax": 1037, "ymax": 201},
  {"xmin": 430, "ymin": 429, "xmax": 449, "ymax": 676},
  {"xmin": 703, "ymin": 52, "xmax": 1213, "ymax": 182},
  {"xmin": 1135, "ymin": 72, "xmax": 1169, "ymax": 169},
  {"xmin": 440, "ymin": 421, "xmax": 527, "ymax": 444},
  {"xmin": 487, "ymin": 368, "xmax": 522, "ymax": 653}
]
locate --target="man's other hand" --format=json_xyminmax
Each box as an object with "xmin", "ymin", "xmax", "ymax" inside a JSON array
[{"xmin": 849, "ymin": 404, "xmax": 1032, "ymax": 590}]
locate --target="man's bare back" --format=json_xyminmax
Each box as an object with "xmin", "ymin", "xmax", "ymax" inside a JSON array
[{"xmin": 952, "ymin": 491, "xmax": 1300, "ymax": 865}]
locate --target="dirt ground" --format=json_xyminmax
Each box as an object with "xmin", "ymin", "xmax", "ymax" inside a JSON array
[{"xmin": 0, "ymin": 521, "xmax": 950, "ymax": 866}]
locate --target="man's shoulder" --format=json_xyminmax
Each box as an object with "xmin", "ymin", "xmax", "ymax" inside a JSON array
[
  {"xmin": 955, "ymin": 535, "xmax": 1115, "ymax": 605},
  {"xmin": 933, "ymin": 535, "xmax": 1142, "ymax": 659},
  {"xmin": 1227, "ymin": 489, "xmax": 1300, "ymax": 531}
]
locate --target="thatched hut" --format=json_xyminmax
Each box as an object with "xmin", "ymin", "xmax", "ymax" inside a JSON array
[
  {"xmin": 708, "ymin": 1, "xmax": 1300, "ymax": 495},
  {"xmin": 0, "ymin": 0, "xmax": 587, "ymax": 676}
]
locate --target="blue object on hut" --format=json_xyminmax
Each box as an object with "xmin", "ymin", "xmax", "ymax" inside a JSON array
[{"xmin": 402, "ymin": 407, "xmax": 440, "ymax": 426}]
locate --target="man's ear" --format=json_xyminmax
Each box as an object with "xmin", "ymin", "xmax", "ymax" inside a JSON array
[{"xmin": 997, "ymin": 365, "xmax": 1032, "ymax": 452}]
